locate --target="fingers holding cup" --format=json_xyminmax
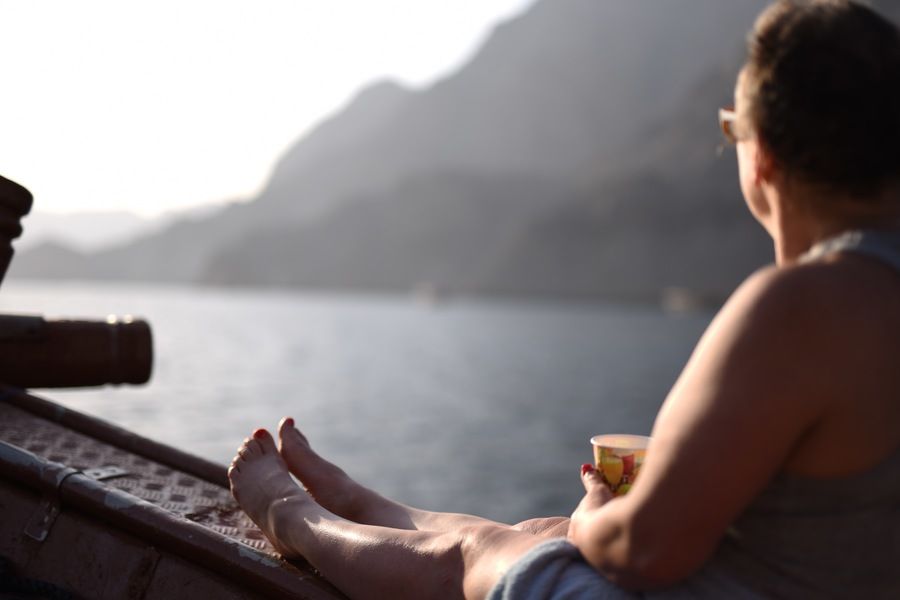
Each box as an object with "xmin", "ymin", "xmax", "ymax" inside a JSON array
[{"xmin": 590, "ymin": 434, "xmax": 650, "ymax": 496}]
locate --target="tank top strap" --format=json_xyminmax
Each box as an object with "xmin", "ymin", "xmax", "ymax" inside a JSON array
[{"xmin": 800, "ymin": 228, "xmax": 900, "ymax": 273}]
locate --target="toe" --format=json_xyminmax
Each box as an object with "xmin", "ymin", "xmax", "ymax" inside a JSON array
[
  {"xmin": 278, "ymin": 419, "xmax": 309, "ymax": 450},
  {"xmin": 235, "ymin": 436, "xmax": 262, "ymax": 461},
  {"xmin": 238, "ymin": 440, "xmax": 262, "ymax": 460},
  {"xmin": 277, "ymin": 419, "xmax": 292, "ymax": 448},
  {"xmin": 253, "ymin": 428, "xmax": 278, "ymax": 455}
]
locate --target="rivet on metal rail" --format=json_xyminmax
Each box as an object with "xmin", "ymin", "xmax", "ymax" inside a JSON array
[{"xmin": 83, "ymin": 466, "xmax": 130, "ymax": 481}]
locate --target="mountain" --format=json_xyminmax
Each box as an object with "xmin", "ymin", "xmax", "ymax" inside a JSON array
[
  {"xmin": 11, "ymin": 0, "xmax": 835, "ymax": 301},
  {"xmin": 15, "ymin": 211, "xmax": 154, "ymax": 252},
  {"xmin": 255, "ymin": 0, "xmax": 766, "ymax": 219},
  {"xmin": 202, "ymin": 172, "xmax": 584, "ymax": 292},
  {"xmin": 14, "ymin": 202, "xmax": 229, "ymax": 253},
  {"xmin": 200, "ymin": 52, "xmax": 772, "ymax": 301}
]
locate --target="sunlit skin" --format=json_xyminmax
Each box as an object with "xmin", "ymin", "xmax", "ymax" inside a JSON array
[
  {"xmin": 229, "ymin": 421, "xmax": 564, "ymax": 600},
  {"xmin": 229, "ymin": 69, "xmax": 900, "ymax": 598}
]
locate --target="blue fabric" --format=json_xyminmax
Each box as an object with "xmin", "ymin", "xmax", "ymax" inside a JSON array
[
  {"xmin": 487, "ymin": 538, "xmax": 639, "ymax": 600},
  {"xmin": 485, "ymin": 537, "xmax": 770, "ymax": 600},
  {"xmin": 800, "ymin": 228, "xmax": 900, "ymax": 271}
]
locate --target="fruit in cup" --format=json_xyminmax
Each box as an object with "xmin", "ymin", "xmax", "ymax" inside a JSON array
[
  {"xmin": 622, "ymin": 453, "xmax": 635, "ymax": 475},
  {"xmin": 592, "ymin": 436, "xmax": 649, "ymax": 495},
  {"xmin": 600, "ymin": 453, "xmax": 624, "ymax": 487}
]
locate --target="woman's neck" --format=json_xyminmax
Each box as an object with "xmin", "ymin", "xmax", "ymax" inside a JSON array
[{"xmin": 766, "ymin": 182, "xmax": 900, "ymax": 266}]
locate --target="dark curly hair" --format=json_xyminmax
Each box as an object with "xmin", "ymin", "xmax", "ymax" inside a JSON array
[{"xmin": 741, "ymin": 0, "xmax": 900, "ymax": 198}]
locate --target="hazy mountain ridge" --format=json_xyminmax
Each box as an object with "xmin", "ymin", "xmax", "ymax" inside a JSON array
[
  {"xmin": 15, "ymin": 210, "xmax": 153, "ymax": 252},
  {"xmin": 202, "ymin": 172, "xmax": 585, "ymax": 292},
  {"xmin": 257, "ymin": 0, "xmax": 765, "ymax": 215},
  {"xmin": 16, "ymin": 203, "xmax": 230, "ymax": 253},
  {"xmin": 188, "ymin": 0, "xmax": 771, "ymax": 300},
  {"xmin": 17, "ymin": 0, "xmax": 894, "ymax": 302}
]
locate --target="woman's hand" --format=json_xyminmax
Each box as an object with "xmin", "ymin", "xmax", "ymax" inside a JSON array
[{"xmin": 567, "ymin": 463, "xmax": 613, "ymax": 545}]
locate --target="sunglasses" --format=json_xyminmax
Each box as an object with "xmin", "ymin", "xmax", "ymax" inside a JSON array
[{"xmin": 718, "ymin": 107, "xmax": 741, "ymax": 145}]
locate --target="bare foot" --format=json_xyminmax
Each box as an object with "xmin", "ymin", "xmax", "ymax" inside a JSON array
[
  {"xmin": 276, "ymin": 418, "xmax": 366, "ymax": 521},
  {"xmin": 228, "ymin": 428, "xmax": 312, "ymax": 558}
]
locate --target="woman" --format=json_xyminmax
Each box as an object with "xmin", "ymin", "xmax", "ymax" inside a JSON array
[{"xmin": 228, "ymin": 1, "xmax": 900, "ymax": 598}]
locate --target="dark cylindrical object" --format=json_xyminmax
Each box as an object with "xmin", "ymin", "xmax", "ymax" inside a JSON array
[
  {"xmin": 0, "ymin": 175, "xmax": 33, "ymax": 287},
  {"xmin": 0, "ymin": 314, "xmax": 153, "ymax": 388}
]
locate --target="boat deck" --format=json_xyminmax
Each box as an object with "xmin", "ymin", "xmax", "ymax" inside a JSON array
[{"xmin": 0, "ymin": 386, "xmax": 347, "ymax": 599}]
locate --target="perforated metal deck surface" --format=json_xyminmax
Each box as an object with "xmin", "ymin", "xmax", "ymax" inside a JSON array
[{"xmin": 0, "ymin": 401, "xmax": 273, "ymax": 554}]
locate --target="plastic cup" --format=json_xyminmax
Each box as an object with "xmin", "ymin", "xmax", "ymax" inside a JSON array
[{"xmin": 590, "ymin": 434, "xmax": 651, "ymax": 496}]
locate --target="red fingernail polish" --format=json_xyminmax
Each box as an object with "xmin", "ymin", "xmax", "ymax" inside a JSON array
[
  {"xmin": 581, "ymin": 463, "xmax": 594, "ymax": 475},
  {"xmin": 285, "ymin": 417, "xmax": 294, "ymax": 427},
  {"xmin": 253, "ymin": 429, "xmax": 266, "ymax": 439}
]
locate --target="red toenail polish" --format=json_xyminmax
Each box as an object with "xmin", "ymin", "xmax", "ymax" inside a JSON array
[
  {"xmin": 253, "ymin": 429, "xmax": 266, "ymax": 439},
  {"xmin": 285, "ymin": 417, "xmax": 294, "ymax": 427},
  {"xmin": 581, "ymin": 463, "xmax": 594, "ymax": 475}
]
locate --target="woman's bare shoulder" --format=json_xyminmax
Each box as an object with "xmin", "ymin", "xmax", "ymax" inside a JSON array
[
  {"xmin": 730, "ymin": 255, "xmax": 900, "ymax": 351},
  {"xmin": 719, "ymin": 255, "xmax": 900, "ymax": 473}
]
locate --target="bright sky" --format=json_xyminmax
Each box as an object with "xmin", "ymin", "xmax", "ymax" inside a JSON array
[{"xmin": 1, "ymin": 0, "xmax": 535, "ymax": 217}]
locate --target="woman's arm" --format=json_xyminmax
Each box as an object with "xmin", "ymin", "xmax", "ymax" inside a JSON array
[{"xmin": 569, "ymin": 265, "xmax": 845, "ymax": 589}]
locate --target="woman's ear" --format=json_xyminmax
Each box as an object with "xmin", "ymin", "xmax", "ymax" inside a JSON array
[{"xmin": 754, "ymin": 139, "xmax": 779, "ymax": 185}]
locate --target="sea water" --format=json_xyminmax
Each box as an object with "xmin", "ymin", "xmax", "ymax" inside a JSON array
[{"xmin": 0, "ymin": 280, "xmax": 712, "ymax": 524}]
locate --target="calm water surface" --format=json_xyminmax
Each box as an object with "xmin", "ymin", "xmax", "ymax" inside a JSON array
[{"xmin": 1, "ymin": 280, "xmax": 713, "ymax": 523}]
